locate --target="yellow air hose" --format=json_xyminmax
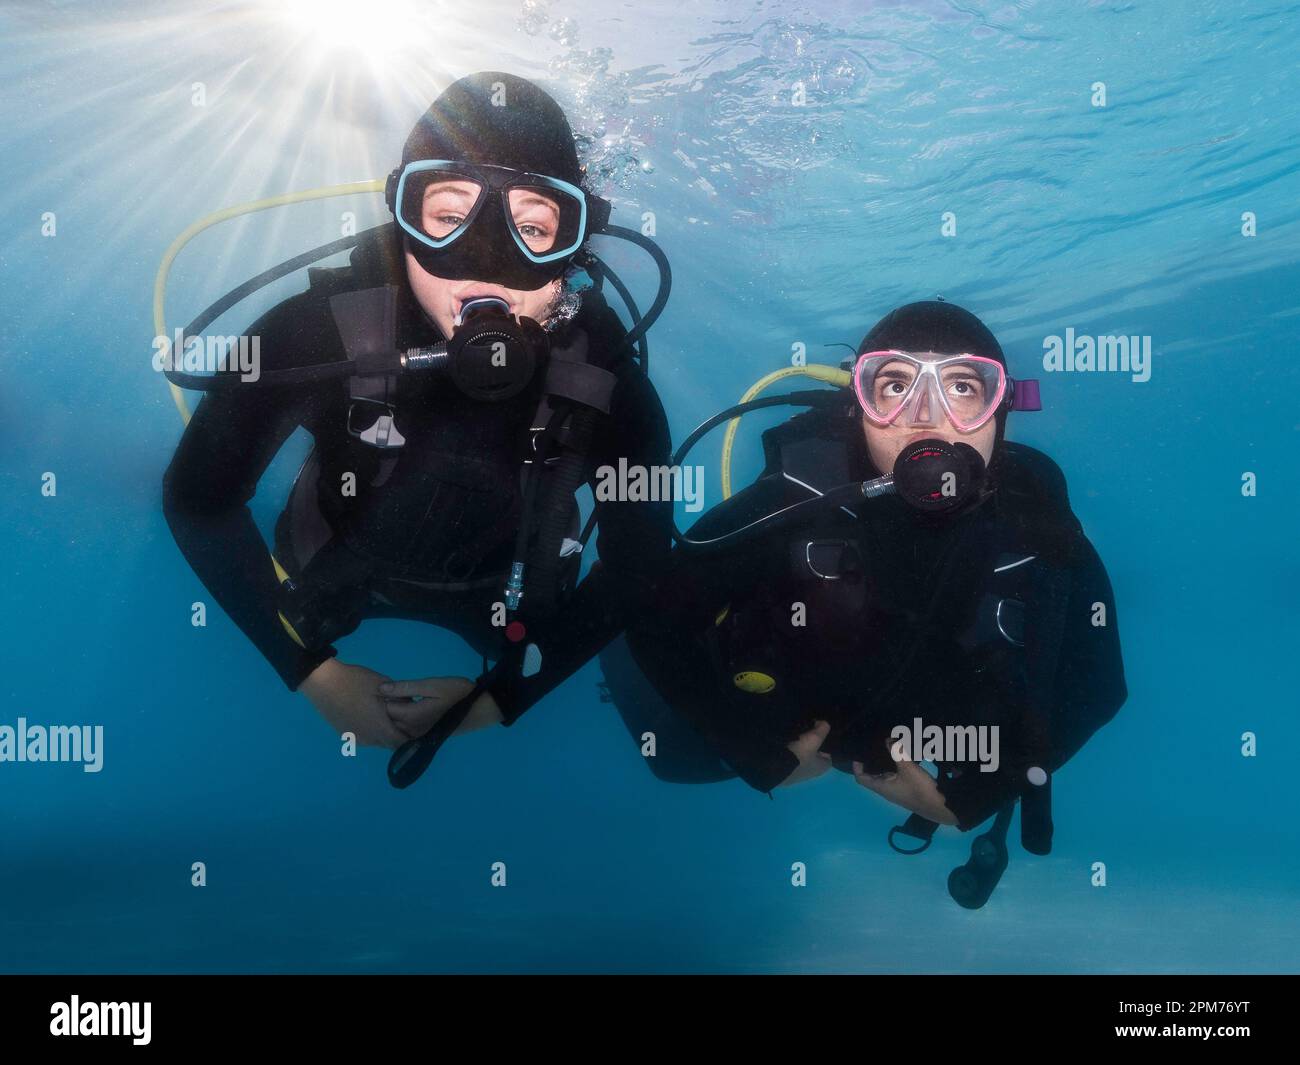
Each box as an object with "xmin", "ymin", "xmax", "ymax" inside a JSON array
[
  {"xmin": 154, "ymin": 179, "xmax": 386, "ymax": 647},
  {"xmin": 153, "ymin": 179, "xmax": 385, "ymax": 423},
  {"xmin": 719, "ymin": 363, "xmax": 851, "ymax": 498}
]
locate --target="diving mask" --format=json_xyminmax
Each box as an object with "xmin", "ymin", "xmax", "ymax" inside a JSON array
[
  {"xmin": 387, "ymin": 159, "xmax": 611, "ymax": 289},
  {"xmin": 853, "ymin": 350, "xmax": 1011, "ymax": 433}
]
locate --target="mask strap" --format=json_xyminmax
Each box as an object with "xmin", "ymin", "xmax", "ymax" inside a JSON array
[{"xmin": 1009, "ymin": 378, "xmax": 1042, "ymax": 411}]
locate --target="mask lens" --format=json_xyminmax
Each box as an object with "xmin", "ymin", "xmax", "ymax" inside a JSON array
[
  {"xmin": 857, "ymin": 355, "xmax": 919, "ymax": 421},
  {"xmin": 939, "ymin": 359, "xmax": 1002, "ymax": 426},
  {"xmin": 400, "ymin": 167, "xmax": 485, "ymax": 246},
  {"xmin": 506, "ymin": 180, "xmax": 584, "ymax": 260}
]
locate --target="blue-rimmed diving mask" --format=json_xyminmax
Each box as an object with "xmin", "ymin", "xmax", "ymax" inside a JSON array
[{"xmin": 386, "ymin": 159, "xmax": 610, "ymax": 291}]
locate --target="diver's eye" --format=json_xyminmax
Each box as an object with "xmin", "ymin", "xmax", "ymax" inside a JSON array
[
  {"xmin": 420, "ymin": 179, "xmax": 481, "ymax": 238},
  {"xmin": 516, "ymin": 221, "xmax": 553, "ymax": 240},
  {"xmin": 421, "ymin": 209, "xmax": 468, "ymax": 239},
  {"xmin": 508, "ymin": 187, "xmax": 561, "ymax": 253},
  {"xmin": 513, "ymin": 222, "xmax": 559, "ymax": 254},
  {"xmin": 946, "ymin": 379, "xmax": 984, "ymax": 399}
]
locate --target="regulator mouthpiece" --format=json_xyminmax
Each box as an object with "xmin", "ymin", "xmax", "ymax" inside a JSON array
[
  {"xmin": 862, "ymin": 438, "xmax": 987, "ymax": 513},
  {"xmin": 402, "ymin": 298, "xmax": 547, "ymax": 402},
  {"xmin": 455, "ymin": 295, "xmax": 510, "ymax": 327}
]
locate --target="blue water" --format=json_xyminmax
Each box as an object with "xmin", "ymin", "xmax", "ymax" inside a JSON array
[{"xmin": 2, "ymin": 0, "xmax": 1298, "ymax": 973}]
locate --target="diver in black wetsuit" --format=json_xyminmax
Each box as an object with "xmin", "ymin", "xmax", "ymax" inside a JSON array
[
  {"xmin": 602, "ymin": 301, "xmax": 1127, "ymax": 904},
  {"xmin": 163, "ymin": 73, "xmax": 672, "ymax": 763}
]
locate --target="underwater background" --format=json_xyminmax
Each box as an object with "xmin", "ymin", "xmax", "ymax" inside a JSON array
[{"xmin": 2, "ymin": 0, "xmax": 1297, "ymax": 973}]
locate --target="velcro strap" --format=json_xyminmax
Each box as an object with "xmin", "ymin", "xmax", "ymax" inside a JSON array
[{"xmin": 543, "ymin": 358, "xmax": 617, "ymax": 414}]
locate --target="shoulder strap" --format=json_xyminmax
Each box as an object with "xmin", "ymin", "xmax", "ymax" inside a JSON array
[
  {"xmin": 761, "ymin": 406, "xmax": 867, "ymax": 529},
  {"xmin": 762, "ymin": 407, "xmax": 854, "ymax": 480},
  {"xmin": 518, "ymin": 326, "xmax": 614, "ymax": 618},
  {"xmin": 527, "ymin": 327, "xmax": 618, "ymax": 439},
  {"xmin": 1017, "ymin": 562, "xmax": 1072, "ymax": 855},
  {"xmin": 996, "ymin": 443, "xmax": 1083, "ymax": 565},
  {"xmin": 329, "ymin": 285, "xmax": 405, "ymax": 484},
  {"xmin": 525, "ymin": 327, "xmax": 596, "ymax": 476},
  {"xmin": 779, "ymin": 430, "xmax": 853, "ymax": 496}
]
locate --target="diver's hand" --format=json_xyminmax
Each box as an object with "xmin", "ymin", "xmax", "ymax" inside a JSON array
[
  {"xmin": 852, "ymin": 751, "xmax": 960, "ymax": 826},
  {"xmin": 299, "ymin": 658, "xmax": 410, "ymax": 749},
  {"xmin": 779, "ymin": 720, "xmax": 834, "ymax": 787},
  {"xmin": 379, "ymin": 676, "xmax": 504, "ymax": 738}
]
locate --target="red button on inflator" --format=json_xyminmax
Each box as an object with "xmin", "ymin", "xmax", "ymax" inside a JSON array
[{"xmin": 505, "ymin": 621, "xmax": 527, "ymax": 643}]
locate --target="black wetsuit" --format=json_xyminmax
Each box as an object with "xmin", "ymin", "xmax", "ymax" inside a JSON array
[
  {"xmin": 606, "ymin": 407, "xmax": 1127, "ymax": 830},
  {"xmin": 162, "ymin": 234, "xmax": 671, "ymax": 723}
]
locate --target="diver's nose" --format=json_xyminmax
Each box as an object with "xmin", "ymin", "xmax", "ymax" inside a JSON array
[{"xmin": 903, "ymin": 383, "xmax": 940, "ymax": 426}]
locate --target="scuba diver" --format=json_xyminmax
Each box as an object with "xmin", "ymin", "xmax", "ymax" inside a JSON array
[
  {"xmin": 600, "ymin": 299, "xmax": 1127, "ymax": 906},
  {"xmin": 162, "ymin": 72, "xmax": 673, "ymax": 785}
]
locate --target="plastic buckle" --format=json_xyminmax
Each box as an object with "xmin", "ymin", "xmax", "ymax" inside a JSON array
[
  {"xmin": 804, "ymin": 540, "xmax": 847, "ymax": 580},
  {"xmin": 347, "ymin": 400, "xmax": 406, "ymax": 449}
]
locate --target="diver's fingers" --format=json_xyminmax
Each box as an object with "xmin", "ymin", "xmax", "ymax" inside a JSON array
[
  {"xmin": 852, "ymin": 760, "xmax": 898, "ymax": 790},
  {"xmin": 385, "ymin": 697, "xmax": 447, "ymax": 731},
  {"xmin": 378, "ymin": 677, "xmax": 467, "ymax": 701},
  {"xmin": 381, "ymin": 698, "xmax": 410, "ymax": 724},
  {"xmin": 383, "ymin": 706, "xmax": 425, "ymax": 741},
  {"xmin": 384, "ymin": 694, "xmax": 426, "ymax": 720},
  {"xmin": 383, "ymin": 691, "xmax": 463, "ymax": 744},
  {"xmin": 868, "ymin": 762, "xmax": 933, "ymax": 803},
  {"xmin": 894, "ymin": 760, "xmax": 934, "ymax": 786},
  {"xmin": 377, "ymin": 679, "xmax": 431, "ymax": 700},
  {"xmin": 790, "ymin": 720, "xmax": 831, "ymax": 756},
  {"xmin": 360, "ymin": 692, "xmax": 422, "ymax": 744}
]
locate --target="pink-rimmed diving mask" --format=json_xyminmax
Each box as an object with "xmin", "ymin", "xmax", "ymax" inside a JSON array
[{"xmin": 852, "ymin": 350, "xmax": 1040, "ymax": 432}]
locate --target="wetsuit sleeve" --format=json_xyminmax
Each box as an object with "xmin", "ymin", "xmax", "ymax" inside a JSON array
[
  {"xmin": 938, "ymin": 532, "xmax": 1127, "ymax": 831},
  {"xmin": 161, "ymin": 298, "xmax": 339, "ymax": 690},
  {"xmin": 485, "ymin": 363, "xmax": 674, "ymax": 723}
]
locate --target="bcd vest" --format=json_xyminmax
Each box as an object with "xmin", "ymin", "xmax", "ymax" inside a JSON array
[{"xmin": 271, "ymin": 273, "xmax": 619, "ymax": 651}]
